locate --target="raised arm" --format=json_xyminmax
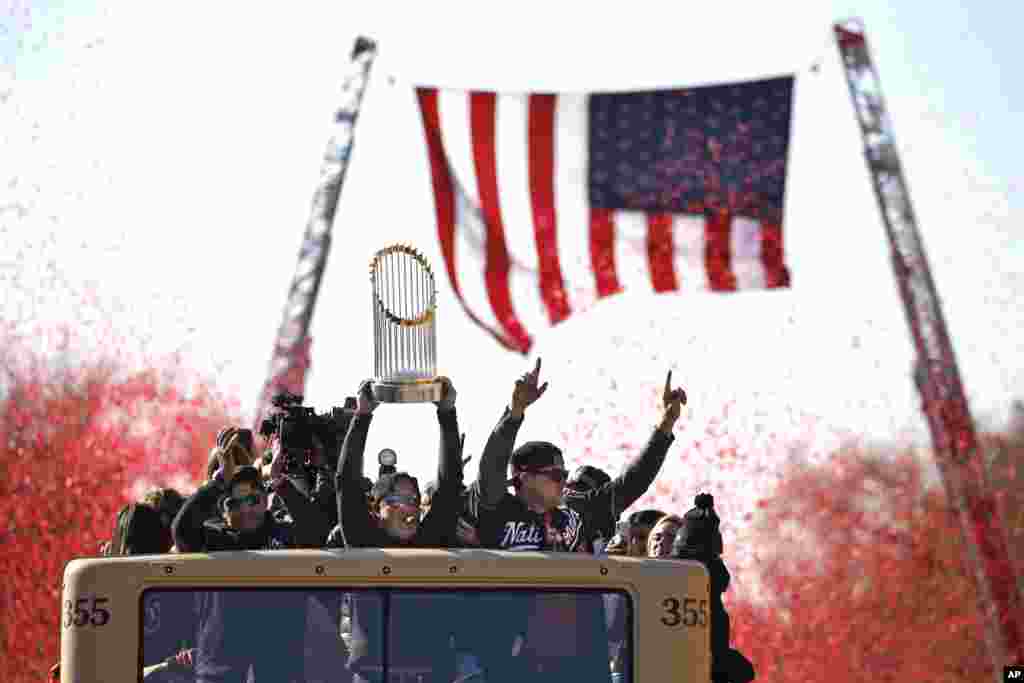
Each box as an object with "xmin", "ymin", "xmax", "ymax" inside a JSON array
[
  {"xmin": 475, "ymin": 358, "xmax": 548, "ymax": 509},
  {"xmin": 579, "ymin": 370, "xmax": 686, "ymax": 517},
  {"xmin": 419, "ymin": 377, "xmax": 464, "ymax": 543},
  {"xmin": 333, "ymin": 381, "xmax": 379, "ymax": 547},
  {"xmin": 432, "ymin": 377, "xmax": 462, "ymax": 493},
  {"xmin": 265, "ymin": 438, "xmax": 332, "ymax": 547}
]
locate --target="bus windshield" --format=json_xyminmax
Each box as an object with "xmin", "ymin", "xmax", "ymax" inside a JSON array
[{"xmin": 141, "ymin": 587, "xmax": 632, "ymax": 683}]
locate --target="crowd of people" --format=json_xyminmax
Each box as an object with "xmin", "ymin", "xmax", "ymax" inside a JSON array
[{"xmin": 84, "ymin": 359, "xmax": 755, "ymax": 683}]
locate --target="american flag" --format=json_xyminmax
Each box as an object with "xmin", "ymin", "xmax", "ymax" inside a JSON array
[{"xmin": 416, "ymin": 76, "xmax": 794, "ymax": 354}]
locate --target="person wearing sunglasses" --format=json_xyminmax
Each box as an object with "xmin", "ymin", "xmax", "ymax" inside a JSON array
[
  {"xmin": 468, "ymin": 360, "xmax": 685, "ymax": 683},
  {"xmin": 329, "ymin": 376, "xmax": 462, "ymax": 549},
  {"xmin": 172, "ymin": 431, "xmax": 326, "ymax": 553},
  {"xmin": 328, "ymin": 376, "xmax": 463, "ymax": 683},
  {"xmin": 473, "ymin": 360, "xmax": 686, "ymax": 554},
  {"xmin": 169, "ymin": 432, "xmax": 328, "ymax": 683}
]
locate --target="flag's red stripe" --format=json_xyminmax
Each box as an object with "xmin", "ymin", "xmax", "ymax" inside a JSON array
[
  {"xmin": 416, "ymin": 88, "xmax": 519, "ymax": 352},
  {"xmin": 470, "ymin": 92, "xmax": 533, "ymax": 353},
  {"xmin": 589, "ymin": 208, "xmax": 621, "ymax": 298},
  {"xmin": 527, "ymin": 94, "xmax": 572, "ymax": 324},
  {"xmin": 760, "ymin": 219, "xmax": 791, "ymax": 288},
  {"xmin": 416, "ymin": 89, "xmax": 459, "ymax": 298},
  {"xmin": 705, "ymin": 209, "xmax": 737, "ymax": 292},
  {"xmin": 646, "ymin": 213, "xmax": 678, "ymax": 292}
]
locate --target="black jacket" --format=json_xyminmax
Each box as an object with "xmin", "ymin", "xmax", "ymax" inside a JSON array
[
  {"xmin": 472, "ymin": 408, "xmax": 584, "ymax": 552},
  {"xmin": 332, "ymin": 406, "xmax": 463, "ymax": 678},
  {"xmin": 692, "ymin": 555, "xmax": 735, "ymax": 675},
  {"xmin": 269, "ymin": 468, "xmax": 337, "ymax": 546},
  {"xmin": 473, "ymin": 407, "xmax": 675, "ymax": 553},
  {"xmin": 330, "ymin": 406, "xmax": 463, "ymax": 550},
  {"xmin": 172, "ymin": 477, "xmax": 325, "ymax": 552},
  {"xmin": 562, "ymin": 425, "xmax": 675, "ymax": 552}
]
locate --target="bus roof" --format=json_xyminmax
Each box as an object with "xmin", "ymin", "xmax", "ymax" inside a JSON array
[{"xmin": 64, "ymin": 548, "xmax": 708, "ymax": 588}]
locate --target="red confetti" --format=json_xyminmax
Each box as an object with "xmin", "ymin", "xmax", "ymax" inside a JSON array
[{"xmin": 0, "ymin": 324, "xmax": 241, "ymax": 682}]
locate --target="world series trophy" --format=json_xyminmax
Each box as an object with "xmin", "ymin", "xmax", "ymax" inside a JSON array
[{"xmin": 369, "ymin": 244, "xmax": 443, "ymax": 403}]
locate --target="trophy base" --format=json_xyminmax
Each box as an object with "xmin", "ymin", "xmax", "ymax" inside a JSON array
[{"xmin": 371, "ymin": 378, "xmax": 443, "ymax": 404}]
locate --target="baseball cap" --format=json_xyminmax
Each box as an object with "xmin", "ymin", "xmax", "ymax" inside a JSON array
[{"xmin": 509, "ymin": 441, "xmax": 565, "ymax": 473}]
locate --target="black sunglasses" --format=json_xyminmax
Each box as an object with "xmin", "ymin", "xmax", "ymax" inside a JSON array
[
  {"xmin": 533, "ymin": 468, "xmax": 569, "ymax": 483},
  {"xmin": 224, "ymin": 493, "xmax": 263, "ymax": 511}
]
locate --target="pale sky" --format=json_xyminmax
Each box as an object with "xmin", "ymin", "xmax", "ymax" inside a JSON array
[{"xmin": 2, "ymin": 1, "xmax": 1021, "ymax": 544}]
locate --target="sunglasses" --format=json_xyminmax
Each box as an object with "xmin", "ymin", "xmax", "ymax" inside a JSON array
[
  {"xmin": 532, "ymin": 468, "xmax": 569, "ymax": 483},
  {"xmin": 225, "ymin": 494, "xmax": 263, "ymax": 511},
  {"xmin": 382, "ymin": 494, "xmax": 420, "ymax": 508}
]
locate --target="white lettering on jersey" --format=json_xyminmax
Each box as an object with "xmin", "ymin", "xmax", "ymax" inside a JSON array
[{"xmin": 500, "ymin": 521, "xmax": 545, "ymax": 548}]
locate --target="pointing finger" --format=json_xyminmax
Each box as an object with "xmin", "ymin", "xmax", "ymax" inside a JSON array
[{"xmin": 664, "ymin": 370, "xmax": 672, "ymax": 398}]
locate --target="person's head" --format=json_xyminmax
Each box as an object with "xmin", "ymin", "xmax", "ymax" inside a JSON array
[
  {"xmin": 509, "ymin": 441, "xmax": 569, "ymax": 512},
  {"xmin": 110, "ymin": 503, "xmax": 172, "ymax": 555},
  {"xmin": 647, "ymin": 514, "xmax": 684, "ymax": 558},
  {"xmin": 672, "ymin": 493, "xmax": 723, "ymax": 559},
  {"xmin": 372, "ymin": 472, "xmax": 421, "ymax": 542},
  {"xmin": 140, "ymin": 487, "xmax": 186, "ymax": 531},
  {"xmin": 625, "ymin": 509, "xmax": 666, "ymax": 557},
  {"xmin": 219, "ymin": 466, "xmax": 267, "ymax": 532},
  {"xmin": 564, "ymin": 465, "xmax": 615, "ymax": 538},
  {"xmin": 565, "ymin": 465, "xmax": 611, "ymax": 493}
]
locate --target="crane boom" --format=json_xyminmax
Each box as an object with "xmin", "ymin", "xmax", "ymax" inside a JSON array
[
  {"xmin": 835, "ymin": 19, "xmax": 1023, "ymax": 673},
  {"xmin": 254, "ymin": 36, "xmax": 378, "ymax": 430}
]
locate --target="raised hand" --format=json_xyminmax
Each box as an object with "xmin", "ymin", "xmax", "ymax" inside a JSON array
[
  {"xmin": 511, "ymin": 357, "xmax": 549, "ymax": 418},
  {"xmin": 434, "ymin": 376, "xmax": 457, "ymax": 412},
  {"xmin": 356, "ymin": 379, "xmax": 380, "ymax": 416},
  {"xmin": 214, "ymin": 432, "xmax": 248, "ymax": 485},
  {"xmin": 657, "ymin": 370, "xmax": 687, "ymax": 434}
]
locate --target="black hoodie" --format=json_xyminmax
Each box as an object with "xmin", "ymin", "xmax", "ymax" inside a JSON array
[{"xmin": 171, "ymin": 476, "xmax": 325, "ymax": 553}]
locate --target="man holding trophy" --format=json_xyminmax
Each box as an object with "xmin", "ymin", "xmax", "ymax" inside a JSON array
[
  {"xmin": 327, "ymin": 244, "xmax": 468, "ymax": 683},
  {"xmin": 329, "ymin": 244, "xmax": 463, "ymax": 549}
]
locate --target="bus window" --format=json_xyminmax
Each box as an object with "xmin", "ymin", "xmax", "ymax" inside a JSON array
[{"xmin": 140, "ymin": 587, "xmax": 633, "ymax": 683}]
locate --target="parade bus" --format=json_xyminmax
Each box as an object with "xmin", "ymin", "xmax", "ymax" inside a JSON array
[{"xmin": 58, "ymin": 548, "xmax": 711, "ymax": 682}]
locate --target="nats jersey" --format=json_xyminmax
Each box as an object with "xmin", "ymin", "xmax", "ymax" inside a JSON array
[{"xmin": 478, "ymin": 494, "xmax": 586, "ymax": 552}]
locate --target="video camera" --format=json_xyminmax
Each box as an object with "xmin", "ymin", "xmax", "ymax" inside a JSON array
[{"xmin": 258, "ymin": 392, "xmax": 357, "ymax": 475}]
